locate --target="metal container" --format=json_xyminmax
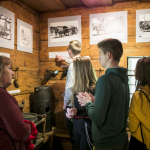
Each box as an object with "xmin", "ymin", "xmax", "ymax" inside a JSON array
[
  {"xmin": 22, "ymin": 113, "xmax": 38, "ymax": 123},
  {"xmin": 34, "ymin": 86, "xmax": 52, "ymax": 132}
]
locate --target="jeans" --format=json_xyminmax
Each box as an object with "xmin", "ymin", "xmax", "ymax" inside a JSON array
[
  {"xmin": 65, "ymin": 106, "xmax": 77, "ymax": 150},
  {"xmin": 73, "ymin": 118, "xmax": 92, "ymax": 150}
]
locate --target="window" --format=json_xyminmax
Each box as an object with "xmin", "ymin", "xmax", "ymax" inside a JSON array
[{"xmin": 127, "ymin": 57, "xmax": 142, "ymax": 103}]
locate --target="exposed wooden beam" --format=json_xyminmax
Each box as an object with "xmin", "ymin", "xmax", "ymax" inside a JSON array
[
  {"xmin": 140, "ymin": 0, "xmax": 150, "ymax": 2},
  {"xmin": 19, "ymin": 0, "xmax": 66, "ymax": 12},
  {"xmin": 82, "ymin": 0, "xmax": 113, "ymax": 8},
  {"xmin": 0, "ymin": 0, "xmax": 13, "ymax": 1},
  {"xmin": 59, "ymin": 0, "xmax": 85, "ymax": 8},
  {"xmin": 113, "ymin": 0, "xmax": 139, "ymax": 3}
]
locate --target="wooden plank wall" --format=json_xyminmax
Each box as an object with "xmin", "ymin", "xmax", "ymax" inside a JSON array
[
  {"xmin": 39, "ymin": 1, "xmax": 150, "ymax": 131},
  {"xmin": 0, "ymin": 0, "xmax": 40, "ymax": 113}
]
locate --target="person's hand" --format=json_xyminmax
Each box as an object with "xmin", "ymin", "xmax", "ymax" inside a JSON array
[
  {"xmin": 63, "ymin": 104, "xmax": 67, "ymax": 110},
  {"xmin": 56, "ymin": 55, "xmax": 66, "ymax": 61},
  {"xmin": 69, "ymin": 108, "xmax": 77, "ymax": 116},
  {"xmin": 89, "ymin": 93, "xmax": 95, "ymax": 103},
  {"xmin": 77, "ymin": 92, "xmax": 92, "ymax": 106},
  {"xmin": 66, "ymin": 112, "xmax": 73, "ymax": 119},
  {"xmin": 66, "ymin": 108, "xmax": 76, "ymax": 119}
]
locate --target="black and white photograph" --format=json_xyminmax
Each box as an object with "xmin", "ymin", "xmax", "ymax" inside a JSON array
[
  {"xmin": 136, "ymin": 9, "xmax": 150, "ymax": 42},
  {"xmin": 20, "ymin": 25, "xmax": 31, "ymax": 48},
  {"xmin": 48, "ymin": 15, "xmax": 81, "ymax": 47},
  {"xmin": 17, "ymin": 19, "xmax": 33, "ymax": 53},
  {"xmin": 0, "ymin": 6, "xmax": 14, "ymax": 50},
  {"xmin": 90, "ymin": 11, "xmax": 127, "ymax": 45}
]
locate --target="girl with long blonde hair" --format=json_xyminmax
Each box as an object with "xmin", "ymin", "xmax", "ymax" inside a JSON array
[{"xmin": 66, "ymin": 56, "xmax": 97, "ymax": 150}]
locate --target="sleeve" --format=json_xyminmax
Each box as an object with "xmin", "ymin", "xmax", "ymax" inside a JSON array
[
  {"xmin": 128, "ymin": 94, "xmax": 140, "ymax": 133},
  {"xmin": 65, "ymin": 58, "xmax": 73, "ymax": 64},
  {"xmin": 0, "ymin": 91, "xmax": 31, "ymax": 141},
  {"xmin": 85, "ymin": 77, "xmax": 111, "ymax": 128},
  {"xmin": 129, "ymin": 93, "xmax": 150, "ymax": 132},
  {"xmin": 63, "ymin": 64, "xmax": 74, "ymax": 106}
]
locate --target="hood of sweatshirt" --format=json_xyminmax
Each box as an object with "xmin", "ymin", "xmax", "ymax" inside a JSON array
[{"xmin": 105, "ymin": 67, "xmax": 128, "ymax": 83}]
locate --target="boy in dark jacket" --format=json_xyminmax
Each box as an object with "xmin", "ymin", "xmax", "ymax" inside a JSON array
[{"xmin": 78, "ymin": 39, "xmax": 130, "ymax": 150}]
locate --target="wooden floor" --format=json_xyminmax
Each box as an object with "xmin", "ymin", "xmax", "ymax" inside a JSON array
[
  {"xmin": 35, "ymin": 127, "xmax": 72, "ymax": 150},
  {"xmin": 35, "ymin": 127, "xmax": 131, "ymax": 150}
]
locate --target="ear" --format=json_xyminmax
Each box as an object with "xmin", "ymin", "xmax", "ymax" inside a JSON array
[
  {"xmin": 68, "ymin": 49, "xmax": 72, "ymax": 55},
  {"xmin": 106, "ymin": 52, "xmax": 112, "ymax": 60}
]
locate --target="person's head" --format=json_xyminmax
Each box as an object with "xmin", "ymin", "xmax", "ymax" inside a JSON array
[
  {"xmin": 97, "ymin": 38, "xmax": 123, "ymax": 69},
  {"xmin": 135, "ymin": 57, "xmax": 150, "ymax": 91},
  {"xmin": 0, "ymin": 56, "xmax": 14, "ymax": 88},
  {"xmin": 67, "ymin": 40, "xmax": 81, "ymax": 58},
  {"xmin": 71, "ymin": 57, "xmax": 97, "ymax": 106}
]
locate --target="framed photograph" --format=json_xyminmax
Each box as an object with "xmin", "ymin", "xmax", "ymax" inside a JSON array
[
  {"xmin": 17, "ymin": 19, "xmax": 33, "ymax": 53},
  {"xmin": 48, "ymin": 15, "xmax": 81, "ymax": 47},
  {"xmin": 90, "ymin": 11, "xmax": 127, "ymax": 45},
  {"xmin": 0, "ymin": 6, "xmax": 14, "ymax": 50},
  {"xmin": 136, "ymin": 9, "xmax": 150, "ymax": 43}
]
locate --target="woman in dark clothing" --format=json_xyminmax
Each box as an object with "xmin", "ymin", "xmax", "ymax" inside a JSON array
[
  {"xmin": 66, "ymin": 57, "xmax": 97, "ymax": 150},
  {"xmin": 0, "ymin": 56, "xmax": 32, "ymax": 150}
]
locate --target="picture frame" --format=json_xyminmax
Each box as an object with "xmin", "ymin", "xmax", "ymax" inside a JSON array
[
  {"xmin": 90, "ymin": 11, "xmax": 128, "ymax": 45},
  {"xmin": 17, "ymin": 19, "xmax": 33, "ymax": 53},
  {"xmin": 48, "ymin": 15, "xmax": 81, "ymax": 47},
  {"xmin": 136, "ymin": 9, "xmax": 150, "ymax": 43},
  {"xmin": 0, "ymin": 52, "xmax": 10, "ymax": 58},
  {"xmin": 0, "ymin": 6, "xmax": 14, "ymax": 50}
]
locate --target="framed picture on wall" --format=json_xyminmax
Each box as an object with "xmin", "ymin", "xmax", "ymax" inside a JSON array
[
  {"xmin": 17, "ymin": 19, "xmax": 33, "ymax": 53},
  {"xmin": 136, "ymin": 9, "xmax": 150, "ymax": 43},
  {"xmin": 0, "ymin": 6, "xmax": 14, "ymax": 50},
  {"xmin": 90, "ymin": 11, "xmax": 128, "ymax": 45},
  {"xmin": 48, "ymin": 15, "xmax": 81, "ymax": 47}
]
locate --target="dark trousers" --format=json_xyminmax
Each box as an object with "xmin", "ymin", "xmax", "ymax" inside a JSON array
[
  {"xmin": 65, "ymin": 106, "xmax": 77, "ymax": 150},
  {"xmin": 95, "ymin": 138, "xmax": 128, "ymax": 150},
  {"xmin": 129, "ymin": 135, "xmax": 147, "ymax": 150},
  {"xmin": 73, "ymin": 118, "xmax": 92, "ymax": 150}
]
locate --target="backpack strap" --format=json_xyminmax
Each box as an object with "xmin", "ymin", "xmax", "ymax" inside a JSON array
[
  {"xmin": 138, "ymin": 90, "xmax": 150, "ymax": 102},
  {"xmin": 138, "ymin": 90, "xmax": 150, "ymax": 145},
  {"xmin": 0, "ymin": 127, "xmax": 17, "ymax": 150}
]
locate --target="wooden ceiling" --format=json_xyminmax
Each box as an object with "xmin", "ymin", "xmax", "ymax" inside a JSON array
[{"xmin": 19, "ymin": 0, "xmax": 150, "ymax": 12}]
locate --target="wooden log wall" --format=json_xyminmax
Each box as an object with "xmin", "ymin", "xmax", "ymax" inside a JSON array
[
  {"xmin": 0, "ymin": 0, "xmax": 40, "ymax": 113},
  {"xmin": 39, "ymin": 1, "xmax": 150, "ymax": 131}
]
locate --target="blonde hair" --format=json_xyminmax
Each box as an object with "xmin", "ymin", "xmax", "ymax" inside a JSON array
[
  {"xmin": 71, "ymin": 57, "xmax": 97, "ymax": 107},
  {"xmin": 68, "ymin": 40, "xmax": 81, "ymax": 55},
  {"xmin": 0, "ymin": 56, "xmax": 12, "ymax": 78}
]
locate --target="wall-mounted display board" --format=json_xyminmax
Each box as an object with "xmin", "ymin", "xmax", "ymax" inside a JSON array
[
  {"xmin": 136, "ymin": 9, "xmax": 150, "ymax": 43},
  {"xmin": 0, "ymin": 52, "xmax": 10, "ymax": 58},
  {"xmin": 0, "ymin": 6, "xmax": 14, "ymax": 50},
  {"xmin": 48, "ymin": 15, "xmax": 81, "ymax": 47},
  {"xmin": 90, "ymin": 11, "xmax": 127, "ymax": 45},
  {"xmin": 17, "ymin": 19, "xmax": 33, "ymax": 53},
  {"xmin": 49, "ymin": 51, "xmax": 69, "ymax": 58}
]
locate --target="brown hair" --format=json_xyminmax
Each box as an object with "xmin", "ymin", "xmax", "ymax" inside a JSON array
[
  {"xmin": 135, "ymin": 57, "xmax": 150, "ymax": 91},
  {"xmin": 135, "ymin": 57, "xmax": 150, "ymax": 114},
  {"xmin": 68, "ymin": 40, "xmax": 81, "ymax": 55},
  {"xmin": 97, "ymin": 38, "xmax": 123, "ymax": 62},
  {"xmin": 71, "ymin": 57, "xmax": 97, "ymax": 107},
  {"xmin": 0, "ymin": 56, "xmax": 12, "ymax": 78}
]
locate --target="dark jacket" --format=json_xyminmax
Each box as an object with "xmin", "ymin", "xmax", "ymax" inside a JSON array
[
  {"xmin": 74, "ymin": 88, "xmax": 95, "ymax": 117},
  {"xmin": 0, "ymin": 88, "xmax": 31, "ymax": 150},
  {"xmin": 85, "ymin": 67, "xmax": 130, "ymax": 148}
]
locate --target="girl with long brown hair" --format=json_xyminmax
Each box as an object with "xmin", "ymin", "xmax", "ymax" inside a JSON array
[
  {"xmin": 129, "ymin": 57, "xmax": 150, "ymax": 150},
  {"xmin": 66, "ymin": 56, "xmax": 97, "ymax": 150}
]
